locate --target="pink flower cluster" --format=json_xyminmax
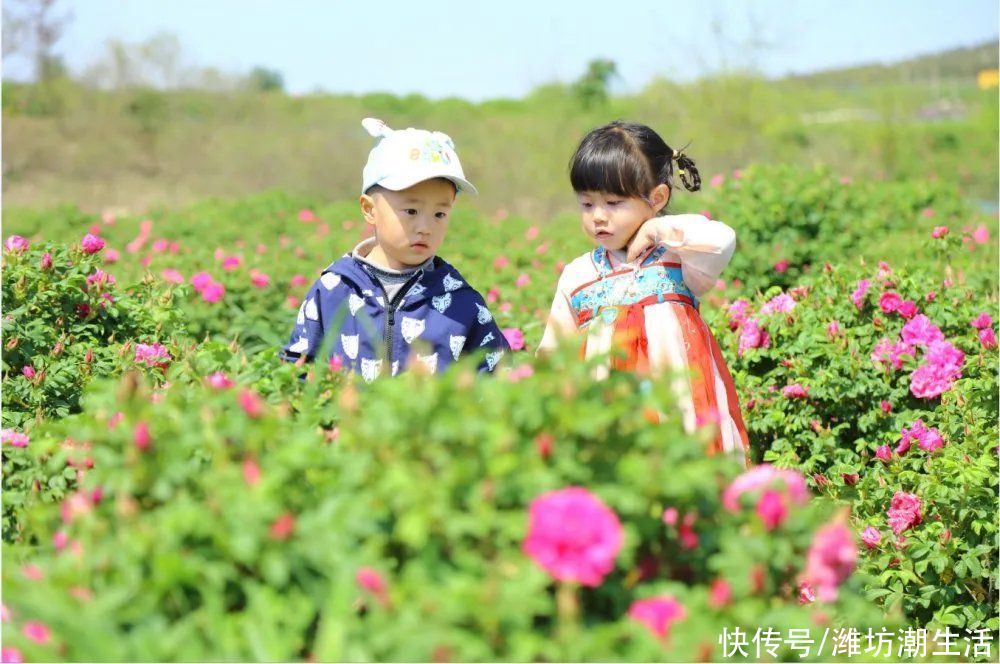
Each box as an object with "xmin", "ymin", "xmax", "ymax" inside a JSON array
[
  {"xmin": 781, "ymin": 383, "xmax": 808, "ymax": 399},
  {"xmin": 759, "ymin": 292, "xmax": 796, "ymax": 316},
  {"xmin": 4, "ymin": 235, "xmax": 29, "ymax": 253},
  {"xmin": 190, "ymin": 271, "xmax": 226, "ymax": 303},
  {"xmin": 886, "ymin": 491, "xmax": 922, "ymax": 534},
  {"xmin": 134, "ymin": 342, "xmax": 171, "ymax": 368},
  {"xmin": 628, "ymin": 595, "xmax": 686, "ymax": 640},
  {"xmin": 895, "ymin": 419, "xmax": 944, "ymax": 454},
  {"xmin": 80, "ymin": 233, "xmax": 106, "ymax": 255},
  {"xmin": 85, "ymin": 269, "xmax": 116, "ymax": 290},
  {"xmin": 801, "ymin": 522, "xmax": 857, "ymax": 602},
  {"xmin": 1, "ymin": 429, "xmax": 29, "ymax": 448},
  {"xmin": 871, "ymin": 314, "xmax": 964, "ymax": 399},
  {"xmin": 878, "ymin": 292, "xmax": 918, "ymax": 319},
  {"xmin": 850, "ymin": 279, "xmax": 871, "ymax": 309},
  {"xmin": 737, "ymin": 318, "xmax": 770, "ymax": 357},
  {"xmin": 522, "ymin": 487, "xmax": 623, "ymax": 587},
  {"xmin": 722, "ymin": 465, "xmax": 809, "ymax": 530},
  {"xmin": 971, "ymin": 312, "xmax": 997, "ymax": 349}
]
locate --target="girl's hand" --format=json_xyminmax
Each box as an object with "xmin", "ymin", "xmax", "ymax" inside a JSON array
[{"xmin": 626, "ymin": 218, "xmax": 683, "ymax": 263}]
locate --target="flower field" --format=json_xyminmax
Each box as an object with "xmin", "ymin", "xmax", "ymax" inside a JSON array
[{"xmin": 1, "ymin": 165, "xmax": 997, "ymax": 661}]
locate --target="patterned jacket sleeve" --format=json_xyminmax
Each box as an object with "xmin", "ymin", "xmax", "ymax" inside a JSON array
[
  {"xmin": 279, "ymin": 280, "xmax": 329, "ymax": 364},
  {"xmin": 655, "ymin": 214, "xmax": 737, "ymax": 297},
  {"xmin": 464, "ymin": 292, "xmax": 511, "ymax": 373}
]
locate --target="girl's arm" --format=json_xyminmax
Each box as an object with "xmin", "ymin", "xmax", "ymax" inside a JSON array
[
  {"xmin": 627, "ymin": 214, "xmax": 736, "ymax": 297},
  {"xmin": 537, "ymin": 270, "xmax": 579, "ymax": 354}
]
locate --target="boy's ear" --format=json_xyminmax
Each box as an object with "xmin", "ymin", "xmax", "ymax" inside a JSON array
[
  {"xmin": 359, "ymin": 194, "xmax": 377, "ymax": 224},
  {"xmin": 649, "ymin": 184, "xmax": 670, "ymax": 213}
]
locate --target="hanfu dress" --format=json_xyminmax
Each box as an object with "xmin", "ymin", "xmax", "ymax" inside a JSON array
[{"xmin": 539, "ymin": 214, "xmax": 750, "ymax": 461}]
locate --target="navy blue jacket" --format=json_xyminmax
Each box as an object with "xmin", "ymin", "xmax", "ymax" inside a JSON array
[{"xmin": 280, "ymin": 253, "xmax": 509, "ymax": 379}]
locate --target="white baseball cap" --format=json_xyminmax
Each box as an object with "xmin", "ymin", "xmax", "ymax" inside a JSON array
[{"xmin": 360, "ymin": 118, "xmax": 478, "ymax": 196}]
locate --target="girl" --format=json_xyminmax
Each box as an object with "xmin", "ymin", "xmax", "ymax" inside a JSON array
[{"xmin": 538, "ymin": 121, "xmax": 750, "ymax": 463}]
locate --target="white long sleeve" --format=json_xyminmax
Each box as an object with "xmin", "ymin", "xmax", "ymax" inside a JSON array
[
  {"xmin": 654, "ymin": 214, "xmax": 736, "ymax": 297},
  {"xmin": 537, "ymin": 267, "xmax": 580, "ymax": 354}
]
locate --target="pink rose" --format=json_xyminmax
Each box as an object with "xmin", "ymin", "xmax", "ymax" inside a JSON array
[
  {"xmin": 134, "ymin": 342, "xmax": 171, "ymax": 368},
  {"xmin": 737, "ymin": 318, "xmax": 770, "ymax": 357},
  {"xmin": 522, "ymin": 487, "xmax": 623, "ymax": 587},
  {"xmin": 161, "ymin": 268, "xmax": 185, "ymax": 284},
  {"xmin": 900, "ymin": 315, "xmax": 944, "ymax": 347},
  {"xmin": 206, "ymin": 371, "xmax": 234, "ymax": 390},
  {"xmin": 133, "ymin": 422, "xmax": 151, "ymax": 451},
  {"xmin": 756, "ymin": 489, "xmax": 788, "ymax": 530},
  {"xmin": 761, "ymin": 293, "xmax": 796, "ymax": 315},
  {"xmin": 250, "ymin": 271, "xmax": 270, "ymax": 288},
  {"xmin": 860, "ymin": 526, "xmax": 881, "ymax": 550},
  {"xmin": 887, "ymin": 491, "xmax": 922, "ymax": 534},
  {"xmin": 875, "ymin": 445, "xmax": 892, "ymax": 463},
  {"xmin": 773, "ymin": 259, "xmax": 789, "ymax": 273},
  {"xmin": 22, "ymin": 621, "xmax": 51, "ymax": 645},
  {"xmin": 850, "ymin": 279, "xmax": 871, "ymax": 309},
  {"xmin": 4, "ymin": 235, "xmax": 29, "ymax": 253},
  {"xmin": 201, "ymin": 281, "xmax": 226, "ymax": 303},
  {"xmin": 502, "ymin": 327, "xmax": 525, "ymax": 351},
  {"xmin": 190, "ymin": 271, "xmax": 214, "ymax": 292},
  {"xmin": 356, "ymin": 567, "xmax": 387, "ymax": 597},
  {"xmin": 971, "ymin": 313, "xmax": 993, "ymax": 329},
  {"xmin": 878, "ymin": 292, "xmax": 902, "ymax": 313},
  {"xmin": 931, "ymin": 226, "xmax": 949, "ymax": 238},
  {"xmin": 238, "ymin": 389, "xmax": 264, "ymax": 418},
  {"xmin": 971, "ymin": 224, "xmax": 990, "ymax": 245},
  {"xmin": 782, "ymin": 384, "xmax": 808, "ymax": 399},
  {"xmin": 802, "ymin": 522, "xmax": 857, "ymax": 602},
  {"xmin": 896, "ymin": 300, "xmax": 918, "ymax": 319},
  {"xmin": 80, "ymin": 233, "xmax": 106, "ymax": 254},
  {"xmin": 708, "ymin": 578, "xmax": 732, "ymax": 609},
  {"xmin": 515, "ymin": 273, "xmax": 531, "ymax": 288},
  {"xmin": 628, "ymin": 595, "xmax": 686, "ymax": 640},
  {"xmin": 980, "ymin": 328, "xmax": 997, "ymax": 349},
  {"xmin": 1, "ymin": 429, "xmax": 29, "ymax": 448},
  {"xmin": 722, "ymin": 464, "xmax": 809, "ymax": 512}
]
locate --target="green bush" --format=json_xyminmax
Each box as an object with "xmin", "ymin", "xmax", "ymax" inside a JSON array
[
  {"xmin": 1, "ymin": 347, "xmax": 892, "ymax": 662},
  {"xmin": 711, "ymin": 232, "xmax": 998, "ymax": 630}
]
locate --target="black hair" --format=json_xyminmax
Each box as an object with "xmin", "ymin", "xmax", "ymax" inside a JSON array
[
  {"xmin": 363, "ymin": 178, "xmax": 457, "ymax": 198},
  {"xmin": 569, "ymin": 121, "xmax": 701, "ymax": 211}
]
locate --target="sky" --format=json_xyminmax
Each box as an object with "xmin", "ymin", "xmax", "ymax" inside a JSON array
[{"xmin": 3, "ymin": 0, "xmax": 998, "ymax": 100}]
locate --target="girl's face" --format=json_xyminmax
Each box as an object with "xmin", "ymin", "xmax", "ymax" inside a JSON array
[{"xmin": 576, "ymin": 185, "xmax": 669, "ymax": 252}]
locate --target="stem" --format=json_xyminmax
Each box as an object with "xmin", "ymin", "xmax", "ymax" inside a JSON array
[{"xmin": 556, "ymin": 582, "xmax": 580, "ymax": 643}]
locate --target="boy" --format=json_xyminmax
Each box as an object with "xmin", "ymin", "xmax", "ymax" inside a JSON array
[{"xmin": 280, "ymin": 118, "xmax": 509, "ymax": 380}]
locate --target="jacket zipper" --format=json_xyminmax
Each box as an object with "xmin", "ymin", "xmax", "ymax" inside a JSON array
[{"xmin": 377, "ymin": 273, "xmax": 423, "ymax": 371}]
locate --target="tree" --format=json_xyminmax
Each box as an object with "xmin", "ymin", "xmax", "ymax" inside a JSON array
[
  {"xmin": 4, "ymin": 0, "xmax": 74, "ymax": 82},
  {"xmin": 248, "ymin": 67, "xmax": 285, "ymax": 93},
  {"xmin": 574, "ymin": 58, "xmax": 618, "ymax": 110}
]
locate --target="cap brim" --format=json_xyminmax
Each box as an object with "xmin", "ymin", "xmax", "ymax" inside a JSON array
[{"xmin": 377, "ymin": 174, "xmax": 478, "ymax": 196}]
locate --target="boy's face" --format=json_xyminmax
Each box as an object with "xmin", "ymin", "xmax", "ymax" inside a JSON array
[{"xmin": 360, "ymin": 178, "xmax": 456, "ymax": 269}]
